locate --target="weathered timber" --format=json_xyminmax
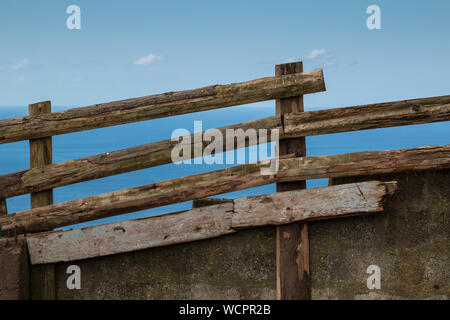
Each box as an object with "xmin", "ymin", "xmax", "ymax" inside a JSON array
[
  {"xmin": 275, "ymin": 145, "xmax": 450, "ymax": 182},
  {"xmin": 1, "ymin": 95, "xmax": 449, "ymax": 200},
  {"xmin": 0, "ymin": 145, "xmax": 447, "ymax": 236},
  {"xmin": 27, "ymin": 203, "xmax": 235, "ymax": 264},
  {"xmin": 0, "ymin": 69, "xmax": 324, "ymax": 144},
  {"xmin": 274, "ymin": 62, "xmax": 309, "ymax": 300},
  {"xmin": 28, "ymin": 101, "xmax": 55, "ymax": 301},
  {"xmin": 0, "ymin": 117, "xmax": 281, "ymax": 199},
  {"xmin": 193, "ymin": 198, "xmax": 233, "ymax": 208},
  {"xmin": 29, "ymin": 102, "xmax": 54, "ymax": 209},
  {"xmin": 232, "ymin": 181, "xmax": 397, "ymax": 228},
  {"xmin": 283, "ymin": 95, "xmax": 450, "ymax": 138},
  {"xmin": 0, "ymin": 199, "xmax": 6, "ymax": 216},
  {"xmin": 0, "ymin": 162, "xmax": 273, "ymax": 236},
  {"xmin": 26, "ymin": 181, "xmax": 396, "ymax": 265}
]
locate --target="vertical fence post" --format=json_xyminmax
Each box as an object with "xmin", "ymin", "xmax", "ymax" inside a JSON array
[
  {"xmin": 0, "ymin": 199, "xmax": 6, "ymax": 216},
  {"xmin": 29, "ymin": 101, "xmax": 56, "ymax": 300},
  {"xmin": 275, "ymin": 62, "xmax": 311, "ymax": 300}
]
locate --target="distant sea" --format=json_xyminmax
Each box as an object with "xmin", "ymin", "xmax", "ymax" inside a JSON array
[{"xmin": 1, "ymin": 104, "xmax": 449, "ymax": 230}]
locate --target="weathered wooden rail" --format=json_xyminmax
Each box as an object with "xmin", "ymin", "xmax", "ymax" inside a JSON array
[
  {"xmin": 0, "ymin": 61, "xmax": 449, "ymax": 300},
  {"xmin": 0, "ymin": 69, "xmax": 324, "ymax": 144},
  {"xmin": 1, "ymin": 144, "xmax": 448, "ymax": 236},
  {"xmin": 26, "ymin": 181, "xmax": 397, "ymax": 265},
  {"xmin": 0, "ymin": 95, "xmax": 448, "ymax": 199}
]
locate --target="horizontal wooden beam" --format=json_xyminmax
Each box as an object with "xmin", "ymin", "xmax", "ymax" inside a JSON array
[
  {"xmin": 0, "ymin": 117, "xmax": 281, "ymax": 199},
  {"xmin": 232, "ymin": 181, "xmax": 397, "ymax": 228},
  {"xmin": 1, "ymin": 95, "xmax": 449, "ymax": 199},
  {"xmin": 275, "ymin": 145, "xmax": 450, "ymax": 182},
  {"xmin": 0, "ymin": 145, "xmax": 447, "ymax": 236},
  {"xmin": 26, "ymin": 181, "xmax": 396, "ymax": 265},
  {"xmin": 283, "ymin": 94, "xmax": 450, "ymax": 137},
  {"xmin": 193, "ymin": 198, "xmax": 233, "ymax": 208},
  {"xmin": 0, "ymin": 69, "xmax": 324, "ymax": 144},
  {"xmin": 26, "ymin": 203, "xmax": 235, "ymax": 265}
]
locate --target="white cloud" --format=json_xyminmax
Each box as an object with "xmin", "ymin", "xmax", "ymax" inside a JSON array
[
  {"xmin": 0, "ymin": 59, "xmax": 30, "ymax": 71},
  {"xmin": 284, "ymin": 56, "xmax": 299, "ymax": 63},
  {"xmin": 133, "ymin": 53, "xmax": 163, "ymax": 65},
  {"xmin": 283, "ymin": 49, "xmax": 327, "ymax": 64},
  {"xmin": 305, "ymin": 48, "xmax": 326, "ymax": 60},
  {"xmin": 11, "ymin": 59, "xmax": 30, "ymax": 70}
]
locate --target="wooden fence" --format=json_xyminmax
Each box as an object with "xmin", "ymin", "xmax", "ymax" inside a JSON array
[{"xmin": 0, "ymin": 61, "xmax": 449, "ymax": 300}]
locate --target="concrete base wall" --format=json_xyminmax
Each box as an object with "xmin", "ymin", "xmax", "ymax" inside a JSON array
[
  {"xmin": 18, "ymin": 169, "xmax": 450, "ymax": 300},
  {"xmin": 310, "ymin": 169, "xmax": 449, "ymax": 300},
  {"xmin": 31, "ymin": 227, "xmax": 277, "ymax": 300}
]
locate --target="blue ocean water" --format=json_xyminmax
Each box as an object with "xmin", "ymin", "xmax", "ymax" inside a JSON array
[{"xmin": 0, "ymin": 104, "xmax": 448, "ymax": 230}]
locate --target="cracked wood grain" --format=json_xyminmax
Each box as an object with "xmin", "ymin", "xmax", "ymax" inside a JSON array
[
  {"xmin": 0, "ymin": 95, "xmax": 448, "ymax": 199},
  {"xmin": 0, "ymin": 69, "xmax": 325, "ymax": 144},
  {"xmin": 26, "ymin": 181, "xmax": 396, "ymax": 265},
  {"xmin": 274, "ymin": 61, "xmax": 309, "ymax": 301},
  {"xmin": 0, "ymin": 144, "xmax": 448, "ymax": 236}
]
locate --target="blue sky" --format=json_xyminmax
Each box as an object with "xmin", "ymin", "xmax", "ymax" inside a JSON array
[
  {"xmin": 0, "ymin": 0, "xmax": 449, "ymax": 109},
  {"xmin": 0, "ymin": 1, "xmax": 449, "ymax": 223}
]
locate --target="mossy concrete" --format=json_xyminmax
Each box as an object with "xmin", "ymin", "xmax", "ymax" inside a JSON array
[
  {"xmin": 31, "ymin": 227, "xmax": 276, "ymax": 300},
  {"xmin": 0, "ymin": 236, "xmax": 30, "ymax": 300},
  {"xmin": 29, "ymin": 169, "xmax": 449, "ymax": 300},
  {"xmin": 309, "ymin": 169, "xmax": 449, "ymax": 300}
]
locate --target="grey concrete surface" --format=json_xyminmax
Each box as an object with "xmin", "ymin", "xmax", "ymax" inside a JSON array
[
  {"xmin": 310, "ymin": 169, "xmax": 449, "ymax": 300},
  {"xmin": 0, "ymin": 236, "xmax": 30, "ymax": 300},
  {"xmin": 32, "ymin": 227, "xmax": 277, "ymax": 300}
]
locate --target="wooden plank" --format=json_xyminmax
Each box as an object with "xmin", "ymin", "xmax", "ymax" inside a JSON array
[
  {"xmin": 26, "ymin": 181, "xmax": 396, "ymax": 265},
  {"xmin": 283, "ymin": 94, "xmax": 450, "ymax": 138},
  {"xmin": 274, "ymin": 61, "xmax": 309, "ymax": 300},
  {"xmin": 193, "ymin": 198, "xmax": 233, "ymax": 209},
  {"xmin": 0, "ymin": 160, "xmax": 275, "ymax": 236},
  {"xmin": 0, "ymin": 69, "xmax": 325, "ymax": 144},
  {"xmin": 1, "ymin": 94, "xmax": 449, "ymax": 200},
  {"xmin": 29, "ymin": 102, "xmax": 54, "ymax": 208},
  {"xmin": 232, "ymin": 181, "xmax": 397, "ymax": 228},
  {"xmin": 0, "ymin": 116, "xmax": 281, "ymax": 199},
  {"xmin": 0, "ymin": 199, "xmax": 6, "ymax": 216},
  {"xmin": 1, "ymin": 144, "xmax": 449, "ymax": 236},
  {"xmin": 274, "ymin": 145, "xmax": 450, "ymax": 182},
  {"xmin": 27, "ymin": 203, "xmax": 235, "ymax": 264},
  {"xmin": 28, "ymin": 101, "xmax": 55, "ymax": 300}
]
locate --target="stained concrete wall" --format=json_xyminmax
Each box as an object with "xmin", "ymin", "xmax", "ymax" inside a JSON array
[
  {"xmin": 28, "ymin": 169, "xmax": 449, "ymax": 300},
  {"xmin": 0, "ymin": 236, "xmax": 30, "ymax": 300},
  {"xmin": 31, "ymin": 227, "xmax": 277, "ymax": 300},
  {"xmin": 310, "ymin": 169, "xmax": 449, "ymax": 300}
]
